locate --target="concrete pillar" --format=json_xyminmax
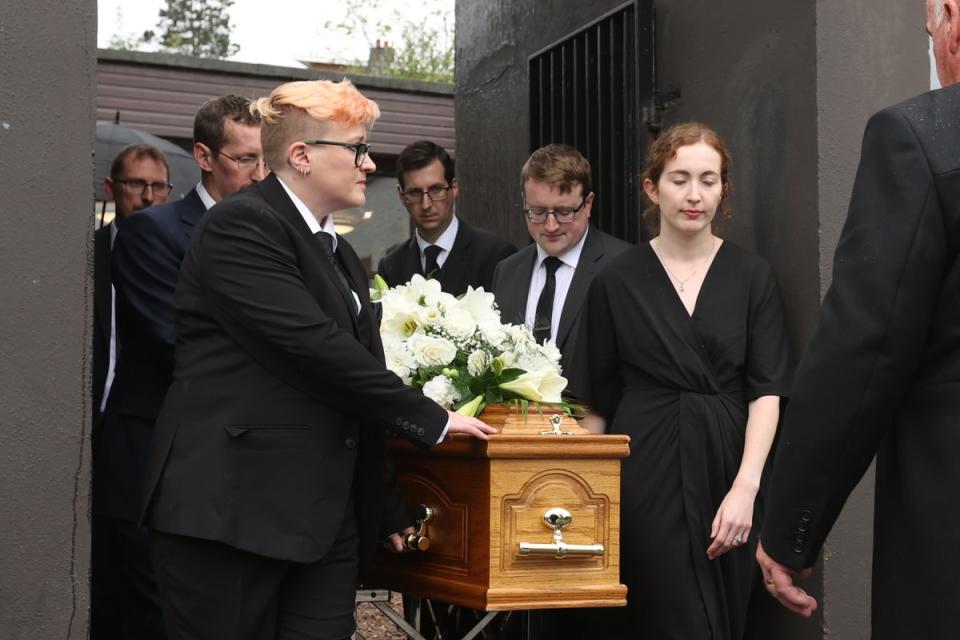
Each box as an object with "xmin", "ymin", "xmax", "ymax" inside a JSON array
[{"xmin": 0, "ymin": 0, "xmax": 97, "ymax": 636}]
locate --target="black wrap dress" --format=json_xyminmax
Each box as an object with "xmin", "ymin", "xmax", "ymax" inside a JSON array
[{"xmin": 569, "ymin": 241, "xmax": 792, "ymax": 639}]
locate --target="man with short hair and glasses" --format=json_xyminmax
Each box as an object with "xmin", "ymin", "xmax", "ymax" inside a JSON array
[
  {"xmin": 493, "ymin": 144, "xmax": 632, "ymax": 376},
  {"xmin": 377, "ymin": 140, "xmax": 515, "ymax": 295},
  {"xmin": 93, "ymin": 94, "xmax": 265, "ymax": 640},
  {"xmin": 91, "ymin": 142, "xmax": 170, "ymax": 640}
]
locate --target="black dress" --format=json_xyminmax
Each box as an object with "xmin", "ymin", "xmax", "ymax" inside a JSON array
[{"xmin": 569, "ymin": 241, "xmax": 792, "ymax": 639}]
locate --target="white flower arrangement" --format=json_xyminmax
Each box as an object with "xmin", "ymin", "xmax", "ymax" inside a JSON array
[{"xmin": 373, "ymin": 274, "xmax": 569, "ymax": 416}]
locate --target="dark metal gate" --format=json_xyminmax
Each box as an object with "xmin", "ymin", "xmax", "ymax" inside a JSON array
[{"xmin": 528, "ymin": 1, "xmax": 654, "ymax": 243}]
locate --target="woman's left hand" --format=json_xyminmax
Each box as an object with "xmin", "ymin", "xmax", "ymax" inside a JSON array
[{"xmin": 706, "ymin": 478, "xmax": 758, "ymax": 560}]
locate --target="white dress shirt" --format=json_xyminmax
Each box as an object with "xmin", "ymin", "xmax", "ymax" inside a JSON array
[
  {"xmin": 415, "ymin": 215, "xmax": 459, "ymax": 271},
  {"xmin": 277, "ymin": 176, "xmax": 360, "ymax": 313}
]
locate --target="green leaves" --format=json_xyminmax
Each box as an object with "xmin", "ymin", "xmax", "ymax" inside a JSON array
[{"xmin": 142, "ymin": 0, "xmax": 240, "ymax": 59}]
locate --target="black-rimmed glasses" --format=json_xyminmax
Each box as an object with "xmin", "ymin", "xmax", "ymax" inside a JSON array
[
  {"xmin": 302, "ymin": 140, "xmax": 372, "ymax": 168},
  {"xmin": 218, "ymin": 150, "xmax": 267, "ymax": 172},
  {"xmin": 523, "ymin": 196, "xmax": 588, "ymax": 224},
  {"xmin": 115, "ymin": 179, "xmax": 173, "ymax": 197},
  {"xmin": 400, "ymin": 185, "xmax": 452, "ymax": 204}
]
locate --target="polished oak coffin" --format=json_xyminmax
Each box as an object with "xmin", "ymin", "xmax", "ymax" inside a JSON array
[{"xmin": 364, "ymin": 405, "xmax": 630, "ymax": 611}]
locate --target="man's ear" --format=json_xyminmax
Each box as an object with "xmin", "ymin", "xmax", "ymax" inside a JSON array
[
  {"xmin": 193, "ymin": 142, "xmax": 215, "ymax": 173},
  {"xmin": 949, "ymin": 0, "xmax": 960, "ymax": 54},
  {"xmin": 450, "ymin": 177, "xmax": 459, "ymax": 199},
  {"xmin": 104, "ymin": 177, "xmax": 115, "ymax": 201}
]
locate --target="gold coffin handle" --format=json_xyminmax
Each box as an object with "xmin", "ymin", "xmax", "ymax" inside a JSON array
[
  {"xmin": 404, "ymin": 504, "xmax": 433, "ymax": 551},
  {"xmin": 518, "ymin": 507, "xmax": 605, "ymax": 558}
]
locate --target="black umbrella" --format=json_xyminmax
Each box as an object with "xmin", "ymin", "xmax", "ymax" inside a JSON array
[{"xmin": 94, "ymin": 120, "xmax": 200, "ymax": 202}]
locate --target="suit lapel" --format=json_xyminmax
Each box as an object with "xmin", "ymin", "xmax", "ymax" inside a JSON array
[
  {"xmin": 256, "ymin": 175, "xmax": 362, "ymax": 337},
  {"xmin": 401, "ymin": 237, "xmax": 421, "ymax": 281},
  {"xmin": 438, "ymin": 221, "xmax": 471, "ymax": 293},
  {"xmin": 556, "ymin": 227, "xmax": 603, "ymax": 348},
  {"xmin": 178, "ymin": 190, "xmax": 206, "ymax": 242},
  {"xmin": 498, "ymin": 246, "xmax": 537, "ymax": 326}
]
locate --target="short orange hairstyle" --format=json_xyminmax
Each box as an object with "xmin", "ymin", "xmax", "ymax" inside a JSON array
[{"xmin": 253, "ymin": 79, "xmax": 380, "ymax": 169}]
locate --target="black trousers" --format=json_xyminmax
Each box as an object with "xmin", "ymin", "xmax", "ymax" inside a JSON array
[
  {"xmin": 91, "ymin": 515, "xmax": 167, "ymax": 640},
  {"xmin": 150, "ymin": 511, "xmax": 359, "ymax": 640}
]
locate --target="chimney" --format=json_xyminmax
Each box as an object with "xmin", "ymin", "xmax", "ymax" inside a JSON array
[{"xmin": 368, "ymin": 38, "xmax": 394, "ymax": 76}]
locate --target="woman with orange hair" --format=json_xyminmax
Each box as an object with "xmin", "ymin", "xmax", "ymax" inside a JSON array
[
  {"xmin": 142, "ymin": 79, "xmax": 494, "ymax": 640},
  {"xmin": 570, "ymin": 123, "xmax": 792, "ymax": 639}
]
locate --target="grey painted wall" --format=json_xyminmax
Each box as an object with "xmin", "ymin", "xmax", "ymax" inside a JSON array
[
  {"xmin": 456, "ymin": 0, "xmax": 929, "ymax": 638},
  {"xmin": 0, "ymin": 0, "xmax": 97, "ymax": 637}
]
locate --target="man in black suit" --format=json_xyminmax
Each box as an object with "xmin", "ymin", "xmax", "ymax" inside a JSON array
[
  {"xmin": 493, "ymin": 144, "xmax": 631, "ymax": 375},
  {"xmin": 757, "ymin": 2, "xmax": 960, "ymax": 636},
  {"xmin": 92, "ymin": 143, "xmax": 170, "ymax": 640},
  {"xmin": 142, "ymin": 79, "xmax": 494, "ymax": 640},
  {"xmin": 378, "ymin": 140, "xmax": 515, "ymax": 294},
  {"xmin": 93, "ymin": 95, "xmax": 266, "ymax": 639}
]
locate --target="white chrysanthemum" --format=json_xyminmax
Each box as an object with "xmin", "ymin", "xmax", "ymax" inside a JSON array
[
  {"xmin": 539, "ymin": 340, "xmax": 562, "ymax": 367},
  {"xmin": 467, "ymin": 350, "xmax": 490, "ymax": 376},
  {"xmin": 418, "ymin": 306, "xmax": 443, "ymax": 328},
  {"xmin": 441, "ymin": 307, "xmax": 477, "ymax": 341},
  {"xmin": 409, "ymin": 334, "xmax": 458, "ymax": 368},
  {"xmin": 506, "ymin": 323, "xmax": 536, "ymax": 348},
  {"xmin": 478, "ymin": 317, "xmax": 507, "ymax": 348},
  {"xmin": 422, "ymin": 375, "xmax": 461, "ymax": 408}
]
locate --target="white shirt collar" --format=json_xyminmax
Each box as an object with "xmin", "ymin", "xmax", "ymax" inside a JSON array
[
  {"xmin": 534, "ymin": 225, "xmax": 589, "ymax": 271},
  {"xmin": 416, "ymin": 214, "xmax": 459, "ymax": 255},
  {"xmin": 276, "ymin": 176, "xmax": 338, "ymax": 249},
  {"xmin": 195, "ymin": 182, "xmax": 216, "ymax": 210}
]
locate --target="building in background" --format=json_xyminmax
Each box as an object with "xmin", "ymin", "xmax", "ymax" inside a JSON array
[{"xmin": 96, "ymin": 48, "xmax": 455, "ymax": 272}]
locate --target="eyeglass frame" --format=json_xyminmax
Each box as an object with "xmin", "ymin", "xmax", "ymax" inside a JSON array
[
  {"xmin": 217, "ymin": 149, "xmax": 268, "ymax": 172},
  {"xmin": 302, "ymin": 140, "xmax": 372, "ymax": 168},
  {"xmin": 522, "ymin": 195, "xmax": 589, "ymax": 224},
  {"xmin": 114, "ymin": 178, "xmax": 173, "ymax": 196},
  {"xmin": 399, "ymin": 184, "xmax": 453, "ymax": 205}
]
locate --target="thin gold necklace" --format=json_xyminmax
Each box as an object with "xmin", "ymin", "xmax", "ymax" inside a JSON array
[{"xmin": 654, "ymin": 238, "xmax": 718, "ymax": 292}]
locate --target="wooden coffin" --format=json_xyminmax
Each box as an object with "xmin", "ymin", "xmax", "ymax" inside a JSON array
[{"xmin": 363, "ymin": 405, "xmax": 630, "ymax": 611}]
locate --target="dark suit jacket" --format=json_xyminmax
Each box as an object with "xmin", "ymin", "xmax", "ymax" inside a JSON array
[
  {"xmin": 142, "ymin": 174, "xmax": 448, "ymax": 565},
  {"xmin": 93, "ymin": 223, "xmax": 112, "ymax": 422},
  {"xmin": 492, "ymin": 226, "xmax": 631, "ymax": 374},
  {"xmin": 762, "ymin": 86, "xmax": 960, "ymax": 637},
  {"xmin": 377, "ymin": 219, "xmax": 515, "ymax": 295},
  {"xmin": 93, "ymin": 189, "xmax": 206, "ymax": 521}
]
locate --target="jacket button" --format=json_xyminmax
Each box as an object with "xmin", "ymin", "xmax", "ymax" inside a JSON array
[
  {"xmin": 417, "ymin": 428, "xmax": 425, "ymax": 437},
  {"xmin": 801, "ymin": 513, "xmax": 811, "ymax": 523},
  {"xmin": 395, "ymin": 417, "xmax": 402, "ymax": 426},
  {"xmin": 794, "ymin": 547, "xmax": 804, "ymax": 554},
  {"xmin": 345, "ymin": 438, "xmax": 357, "ymax": 449}
]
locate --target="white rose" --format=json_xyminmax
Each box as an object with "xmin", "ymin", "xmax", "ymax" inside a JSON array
[
  {"xmin": 409, "ymin": 334, "xmax": 458, "ymax": 368},
  {"xmin": 441, "ymin": 307, "xmax": 477, "ymax": 341},
  {"xmin": 421, "ymin": 375, "xmax": 461, "ymax": 408},
  {"xmin": 467, "ymin": 350, "xmax": 490, "ymax": 376}
]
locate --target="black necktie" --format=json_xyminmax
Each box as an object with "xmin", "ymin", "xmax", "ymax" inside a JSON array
[
  {"xmin": 315, "ymin": 231, "xmax": 356, "ymax": 312},
  {"xmin": 423, "ymin": 244, "xmax": 442, "ymax": 278},
  {"xmin": 533, "ymin": 256, "xmax": 562, "ymax": 344}
]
